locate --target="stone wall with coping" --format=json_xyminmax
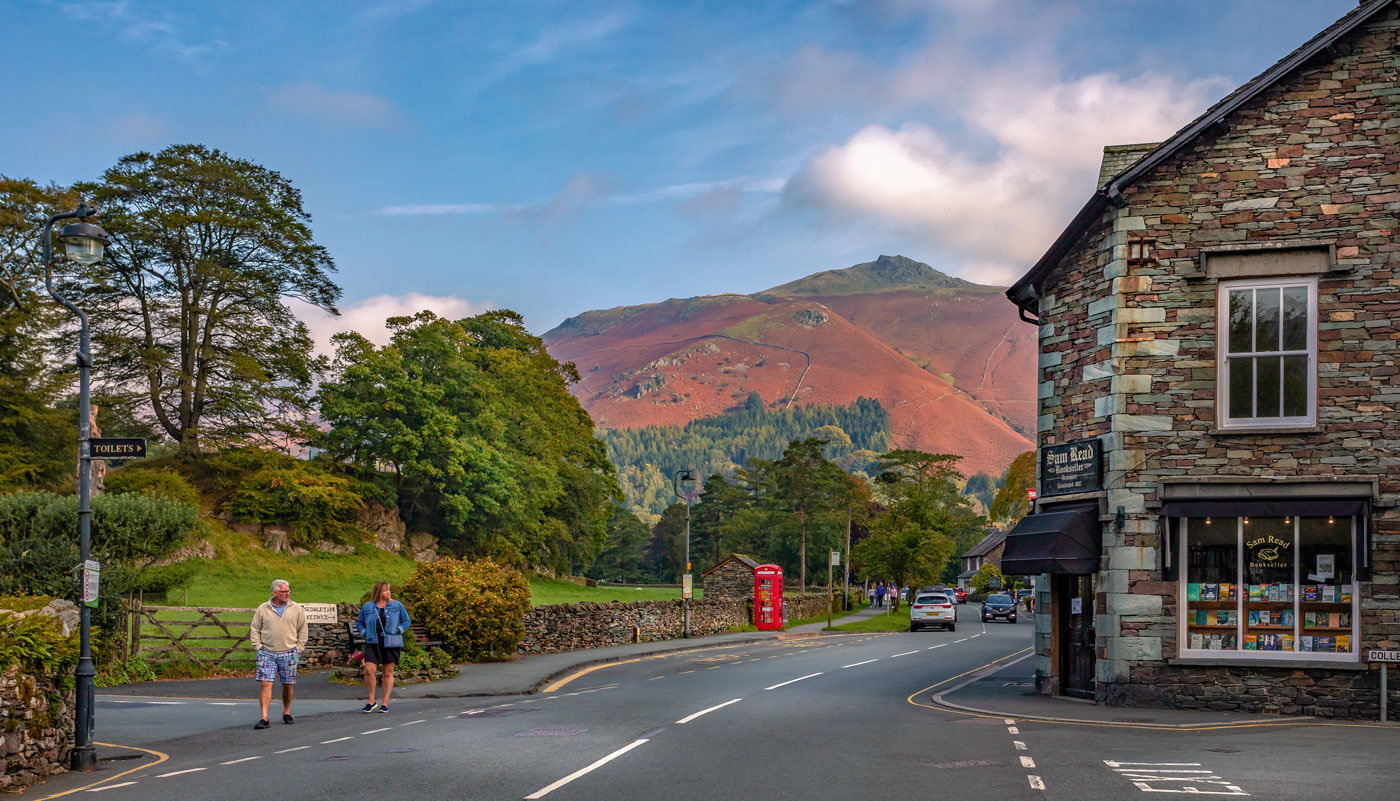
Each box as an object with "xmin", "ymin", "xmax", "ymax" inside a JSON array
[{"xmin": 0, "ymin": 601, "xmax": 79, "ymax": 793}]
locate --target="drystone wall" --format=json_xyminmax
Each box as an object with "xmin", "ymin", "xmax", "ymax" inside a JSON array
[{"xmin": 1, "ymin": 600, "xmax": 79, "ymax": 792}]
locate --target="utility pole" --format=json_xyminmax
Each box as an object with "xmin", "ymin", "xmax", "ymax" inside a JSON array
[{"xmin": 674, "ymin": 469, "xmax": 695, "ymax": 637}]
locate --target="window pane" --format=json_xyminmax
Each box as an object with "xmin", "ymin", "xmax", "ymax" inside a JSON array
[
  {"xmin": 1228, "ymin": 289, "xmax": 1253, "ymax": 353},
  {"xmin": 1243, "ymin": 517, "xmax": 1295, "ymax": 651},
  {"xmin": 1229, "ymin": 357, "xmax": 1254, "ymax": 419},
  {"xmin": 1282, "ymin": 286, "xmax": 1309, "ymax": 351},
  {"xmin": 1185, "ymin": 518, "xmax": 1240, "ymax": 651},
  {"xmin": 1257, "ymin": 356, "xmax": 1281, "ymax": 418},
  {"xmin": 1243, "ymin": 517, "xmax": 1293, "ymax": 586},
  {"xmin": 1283, "ymin": 354, "xmax": 1308, "ymax": 418},
  {"xmin": 1255, "ymin": 287, "xmax": 1281, "ymax": 352},
  {"xmin": 1298, "ymin": 517, "xmax": 1354, "ymax": 654}
]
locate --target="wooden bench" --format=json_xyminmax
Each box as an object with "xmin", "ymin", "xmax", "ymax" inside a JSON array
[{"xmin": 345, "ymin": 621, "xmax": 444, "ymax": 650}]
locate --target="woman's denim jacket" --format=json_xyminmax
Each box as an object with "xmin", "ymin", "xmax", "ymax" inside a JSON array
[{"xmin": 355, "ymin": 600, "xmax": 411, "ymax": 644}]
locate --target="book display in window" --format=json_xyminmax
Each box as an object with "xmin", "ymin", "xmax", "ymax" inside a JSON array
[{"xmin": 1179, "ymin": 516, "xmax": 1357, "ymax": 657}]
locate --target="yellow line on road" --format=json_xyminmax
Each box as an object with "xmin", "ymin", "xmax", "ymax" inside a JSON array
[{"xmin": 30, "ymin": 743, "xmax": 168, "ymax": 800}]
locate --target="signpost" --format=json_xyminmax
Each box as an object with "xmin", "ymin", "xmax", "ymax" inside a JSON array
[
  {"xmin": 81, "ymin": 560, "xmax": 100, "ymax": 609},
  {"xmin": 1368, "ymin": 650, "xmax": 1400, "ymax": 722},
  {"xmin": 828, "ymin": 551, "xmax": 839, "ymax": 630},
  {"xmin": 89, "ymin": 437, "xmax": 147, "ymax": 460}
]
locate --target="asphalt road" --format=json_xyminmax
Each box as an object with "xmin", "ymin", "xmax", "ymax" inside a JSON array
[{"xmin": 27, "ymin": 610, "xmax": 1400, "ymax": 801}]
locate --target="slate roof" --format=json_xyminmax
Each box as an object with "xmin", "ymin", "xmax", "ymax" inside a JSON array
[
  {"xmin": 701, "ymin": 553, "xmax": 760, "ymax": 576},
  {"xmin": 962, "ymin": 528, "xmax": 1006, "ymax": 559},
  {"xmin": 1007, "ymin": 0, "xmax": 1394, "ymax": 319}
]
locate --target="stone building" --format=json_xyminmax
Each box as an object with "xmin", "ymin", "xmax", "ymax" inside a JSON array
[
  {"xmin": 701, "ymin": 554, "xmax": 760, "ymax": 602},
  {"xmin": 1003, "ymin": 0, "xmax": 1400, "ymax": 717},
  {"xmin": 956, "ymin": 529, "xmax": 1006, "ymax": 592}
]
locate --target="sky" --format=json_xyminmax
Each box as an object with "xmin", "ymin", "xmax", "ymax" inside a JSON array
[{"xmin": 1, "ymin": 0, "xmax": 1352, "ymax": 346}]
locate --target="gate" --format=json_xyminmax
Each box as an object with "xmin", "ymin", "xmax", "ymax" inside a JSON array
[{"xmin": 127, "ymin": 601, "xmax": 257, "ymax": 668}]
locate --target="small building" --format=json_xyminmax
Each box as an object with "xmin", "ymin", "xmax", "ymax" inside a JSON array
[
  {"xmin": 702, "ymin": 554, "xmax": 760, "ymax": 602},
  {"xmin": 957, "ymin": 529, "xmax": 1006, "ymax": 591},
  {"xmin": 1004, "ymin": 0, "xmax": 1400, "ymax": 717}
]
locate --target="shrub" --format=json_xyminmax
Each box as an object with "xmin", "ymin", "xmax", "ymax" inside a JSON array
[
  {"xmin": 398, "ymin": 557, "xmax": 531, "ymax": 662},
  {"xmin": 0, "ymin": 600, "xmax": 78, "ymax": 680},
  {"xmin": 224, "ymin": 461, "xmax": 364, "ymax": 547},
  {"xmin": 104, "ymin": 467, "xmax": 201, "ymax": 508}
]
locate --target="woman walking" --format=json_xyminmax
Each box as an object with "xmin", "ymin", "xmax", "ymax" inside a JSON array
[{"xmin": 355, "ymin": 581, "xmax": 411, "ymax": 713}]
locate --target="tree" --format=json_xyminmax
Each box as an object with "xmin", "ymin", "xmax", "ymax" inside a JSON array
[
  {"xmin": 770, "ymin": 438, "xmax": 850, "ymax": 590},
  {"xmin": 989, "ymin": 450, "xmax": 1036, "ymax": 526},
  {"xmin": 856, "ymin": 450, "xmax": 983, "ymax": 592},
  {"xmin": 82, "ymin": 145, "xmax": 340, "ymax": 453},
  {"xmin": 586, "ymin": 504, "xmax": 655, "ymax": 583},
  {"xmin": 317, "ymin": 310, "xmax": 618, "ymax": 570},
  {"xmin": 0, "ymin": 178, "xmax": 77, "ymax": 489}
]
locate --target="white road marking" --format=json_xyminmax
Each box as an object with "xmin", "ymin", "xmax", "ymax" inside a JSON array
[
  {"xmin": 1021, "ymin": 756, "xmax": 1036, "ymax": 768},
  {"xmin": 274, "ymin": 746, "xmax": 311, "ymax": 754},
  {"xmin": 764, "ymin": 673, "xmax": 823, "ymax": 690},
  {"xmin": 207, "ymin": 702, "xmax": 242, "ymax": 706},
  {"xmin": 87, "ymin": 781, "xmax": 139, "ymax": 791},
  {"xmin": 157, "ymin": 768, "xmax": 206, "ymax": 777},
  {"xmin": 1013, "ymin": 741, "xmax": 1027, "ymax": 750},
  {"xmin": 927, "ymin": 644, "xmax": 947, "ymax": 649},
  {"xmin": 1007, "ymin": 726, "xmax": 1019, "ymax": 734},
  {"xmin": 890, "ymin": 650, "xmax": 920, "ymax": 658},
  {"xmin": 524, "ymin": 738, "xmax": 650, "ymax": 799},
  {"xmin": 321, "ymin": 737, "xmax": 354, "ymax": 744},
  {"xmin": 676, "ymin": 698, "xmax": 743, "ymax": 724},
  {"xmin": 842, "ymin": 659, "xmax": 878, "ymax": 668},
  {"xmin": 1028, "ymin": 775, "xmax": 1045, "ymax": 790},
  {"xmin": 361, "ymin": 727, "xmax": 391, "ymax": 734},
  {"xmin": 401, "ymin": 720, "xmax": 426, "ymax": 726},
  {"xmin": 954, "ymin": 638, "xmax": 968, "ymax": 643},
  {"xmin": 221, "ymin": 756, "xmax": 261, "ymax": 765},
  {"xmin": 1106, "ymin": 761, "xmax": 1249, "ymax": 795},
  {"xmin": 1004, "ymin": 719, "xmax": 1016, "ymax": 724}
]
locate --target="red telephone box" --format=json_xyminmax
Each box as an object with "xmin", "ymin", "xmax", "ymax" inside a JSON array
[{"xmin": 754, "ymin": 564, "xmax": 784, "ymax": 630}]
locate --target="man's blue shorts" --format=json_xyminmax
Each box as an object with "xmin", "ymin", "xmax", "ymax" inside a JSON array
[{"xmin": 255, "ymin": 649, "xmax": 298, "ymax": 684}]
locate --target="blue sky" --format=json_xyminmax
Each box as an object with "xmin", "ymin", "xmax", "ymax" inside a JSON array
[{"xmin": 2, "ymin": 1, "xmax": 1348, "ymax": 344}]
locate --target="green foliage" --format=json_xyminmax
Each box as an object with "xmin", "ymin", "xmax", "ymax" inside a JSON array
[
  {"xmin": 970, "ymin": 562, "xmax": 1005, "ymax": 596},
  {"xmin": 0, "ymin": 604, "xmax": 78, "ymax": 678},
  {"xmin": 82, "ymin": 144, "xmax": 340, "ymax": 453},
  {"xmin": 96, "ymin": 654, "xmax": 156, "ymax": 687},
  {"xmin": 105, "ymin": 466, "xmax": 201, "ymax": 508},
  {"xmin": 603, "ymin": 396, "xmax": 891, "ymax": 519},
  {"xmin": 585, "ymin": 504, "xmax": 656, "ymax": 583},
  {"xmin": 397, "ymin": 557, "xmax": 532, "ymax": 662},
  {"xmin": 317, "ymin": 310, "xmax": 618, "ymax": 570},
  {"xmin": 225, "ymin": 461, "xmax": 365, "ymax": 546},
  {"xmin": 855, "ymin": 450, "xmax": 984, "ymax": 590},
  {"xmin": 989, "ymin": 450, "xmax": 1035, "ymax": 525}
]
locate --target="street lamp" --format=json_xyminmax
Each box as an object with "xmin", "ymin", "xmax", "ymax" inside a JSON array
[
  {"xmin": 673, "ymin": 468, "xmax": 695, "ymax": 637},
  {"xmin": 41, "ymin": 202, "xmax": 111, "ymax": 773}
]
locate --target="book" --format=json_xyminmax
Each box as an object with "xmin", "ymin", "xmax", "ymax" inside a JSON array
[
  {"xmin": 1216, "ymin": 609, "xmax": 1230, "ymax": 625},
  {"xmin": 1244, "ymin": 634, "xmax": 1258, "ymax": 650},
  {"xmin": 1340, "ymin": 611, "xmax": 1351, "ymax": 627},
  {"xmin": 1281, "ymin": 609, "xmax": 1295, "ymax": 627},
  {"xmin": 1304, "ymin": 584, "xmax": 1319, "ymax": 601},
  {"xmin": 1316, "ymin": 636, "xmax": 1333, "ymax": 651},
  {"xmin": 1187, "ymin": 583, "xmax": 1201, "ymax": 601},
  {"xmin": 1299, "ymin": 636, "xmax": 1314, "ymax": 652},
  {"xmin": 1248, "ymin": 609, "xmax": 1260, "ymax": 626},
  {"xmin": 1341, "ymin": 586, "xmax": 1353, "ymax": 603},
  {"xmin": 1281, "ymin": 634, "xmax": 1295, "ymax": 651},
  {"xmin": 1335, "ymin": 635, "xmax": 1351, "ymax": 652},
  {"xmin": 1202, "ymin": 583, "xmax": 1219, "ymax": 601},
  {"xmin": 1249, "ymin": 584, "xmax": 1263, "ymax": 600},
  {"xmin": 1195, "ymin": 609, "xmax": 1208, "ymax": 626},
  {"xmin": 1322, "ymin": 585, "xmax": 1336, "ymax": 602},
  {"xmin": 1189, "ymin": 632, "xmax": 1205, "ymax": 649},
  {"xmin": 1208, "ymin": 634, "xmax": 1223, "ymax": 650},
  {"xmin": 1220, "ymin": 583, "xmax": 1234, "ymax": 601}
]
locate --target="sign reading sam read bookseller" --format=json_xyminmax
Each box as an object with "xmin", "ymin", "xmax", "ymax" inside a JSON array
[{"xmin": 1040, "ymin": 439, "xmax": 1103, "ymax": 497}]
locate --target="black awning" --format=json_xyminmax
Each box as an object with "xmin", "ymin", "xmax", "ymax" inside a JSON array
[
  {"xmin": 1160, "ymin": 497, "xmax": 1368, "ymax": 518},
  {"xmin": 1001, "ymin": 502, "xmax": 1101, "ymax": 575}
]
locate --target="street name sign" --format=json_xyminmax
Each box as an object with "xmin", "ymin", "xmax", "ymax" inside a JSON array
[{"xmin": 1367, "ymin": 650, "xmax": 1400, "ymax": 663}]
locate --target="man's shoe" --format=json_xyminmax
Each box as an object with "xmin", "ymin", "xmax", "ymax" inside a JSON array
[
  {"xmin": 361, "ymin": 703, "xmax": 376, "ymax": 713},
  {"xmin": 376, "ymin": 704, "xmax": 389, "ymax": 713},
  {"xmin": 254, "ymin": 719, "xmax": 270, "ymax": 730},
  {"xmin": 283, "ymin": 713, "xmax": 295, "ymax": 724}
]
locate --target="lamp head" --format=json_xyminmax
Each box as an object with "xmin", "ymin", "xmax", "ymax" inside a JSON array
[{"xmin": 59, "ymin": 221, "xmax": 111, "ymax": 265}]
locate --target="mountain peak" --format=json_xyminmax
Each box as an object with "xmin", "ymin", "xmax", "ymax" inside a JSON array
[{"xmin": 761, "ymin": 255, "xmax": 976, "ymax": 297}]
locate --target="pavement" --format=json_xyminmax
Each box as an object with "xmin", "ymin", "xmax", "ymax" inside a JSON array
[{"xmin": 96, "ymin": 602, "xmax": 1311, "ymax": 731}]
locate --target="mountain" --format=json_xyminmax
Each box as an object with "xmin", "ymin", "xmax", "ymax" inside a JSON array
[{"xmin": 542, "ymin": 255, "xmax": 1035, "ymax": 478}]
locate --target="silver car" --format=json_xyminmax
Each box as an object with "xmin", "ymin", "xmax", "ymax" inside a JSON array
[{"xmin": 909, "ymin": 592, "xmax": 957, "ymax": 632}]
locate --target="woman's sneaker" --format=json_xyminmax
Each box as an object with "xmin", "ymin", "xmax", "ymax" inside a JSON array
[
  {"xmin": 361, "ymin": 703, "xmax": 375, "ymax": 713},
  {"xmin": 376, "ymin": 704, "xmax": 389, "ymax": 713}
]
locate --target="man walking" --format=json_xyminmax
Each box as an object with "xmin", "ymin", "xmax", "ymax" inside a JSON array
[{"xmin": 250, "ymin": 579, "xmax": 307, "ymax": 730}]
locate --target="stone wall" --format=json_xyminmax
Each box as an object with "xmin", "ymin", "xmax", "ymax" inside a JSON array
[
  {"xmin": 1, "ymin": 600, "xmax": 79, "ymax": 793},
  {"xmin": 1031, "ymin": 7, "xmax": 1400, "ymax": 717},
  {"xmin": 702, "ymin": 557, "xmax": 757, "ymax": 603}
]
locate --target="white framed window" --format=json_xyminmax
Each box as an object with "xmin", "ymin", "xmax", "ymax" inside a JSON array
[{"xmin": 1217, "ymin": 276, "xmax": 1317, "ymax": 429}]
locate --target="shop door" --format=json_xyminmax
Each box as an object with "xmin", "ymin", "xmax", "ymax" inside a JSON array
[{"xmin": 1057, "ymin": 574, "xmax": 1096, "ymax": 699}]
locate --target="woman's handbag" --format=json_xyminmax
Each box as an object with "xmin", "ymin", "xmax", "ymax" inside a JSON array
[{"xmin": 383, "ymin": 632, "xmax": 404, "ymax": 648}]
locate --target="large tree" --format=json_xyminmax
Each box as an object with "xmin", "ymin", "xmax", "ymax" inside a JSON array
[
  {"xmin": 0, "ymin": 178, "xmax": 78, "ymax": 489},
  {"xmin": 856, "ymin": 450, "xmax": 983, "ymax": 592},
  {"xmin": 317, "ymin": 310, "xmax": 619, "ymax": 570},
  {"xmin": 770, "ymin": 438, "xmax": 851, "ymax": 590},
  {"xmin": 989, "ymin": 450, "xmax": 1036, "ymax": 526},
  {"xmin": 81, "ymin": 145, "xmax": 339, "ymax": 453}
]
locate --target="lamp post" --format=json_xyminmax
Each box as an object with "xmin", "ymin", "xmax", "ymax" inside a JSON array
[
  {"xmin": 41, "ymin": 202, "xmax": 111, "ymax": 773},
  {"xmin": 673, "ymin": 469, "xmax": 695, "ymax": 638}
]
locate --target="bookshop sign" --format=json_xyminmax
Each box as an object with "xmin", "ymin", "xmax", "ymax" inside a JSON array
[{"xmin": 1040, "ymin": 439, "xmax": 1102, "ymax": 497}]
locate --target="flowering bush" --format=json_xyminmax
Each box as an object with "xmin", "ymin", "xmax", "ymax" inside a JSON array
[
  {"xmin": 347, "ymin": 650, "xmax": 364, "ymax": 667},
  {"xmin": 398, "ymin": 557, "xmax": 530, "ymax": 662}
]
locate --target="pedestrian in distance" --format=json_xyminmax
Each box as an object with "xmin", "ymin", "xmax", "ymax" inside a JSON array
[
  {"xmin": 250, "ymin": 579, "xmax": 307, "ymax": 730},
  {"xmin": 355, "ymin": 580, "xmax": 412, "ymax": 713},
  {"xmin": 875, "ymin": 582, "xmax": 886, "ymax": 608}
]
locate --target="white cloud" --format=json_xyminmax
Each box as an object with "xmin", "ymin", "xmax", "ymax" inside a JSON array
[
  {"xmin": 60, "ymin": 1, "xmax": 226, "ymax": 61},
  {"xmin": 288, "ymin": 293, "xmax": 494, "ymax": 357},
  {"xmin": 104, "ymin": 112, "xmax": 167, "ymax": 147},
  {"xmin": 266, "ymin": 81, "xmax": 401, "ymax": 129}
]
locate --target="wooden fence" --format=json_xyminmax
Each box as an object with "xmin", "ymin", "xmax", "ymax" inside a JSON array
[{"xmin": 127, "ymin": 602, "xmax": 257, "ymax": 667}]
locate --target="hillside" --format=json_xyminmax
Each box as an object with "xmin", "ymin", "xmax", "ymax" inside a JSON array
[{"xmin": 543, "ymin": 255, "xmax": 1035, "ymax": 478}]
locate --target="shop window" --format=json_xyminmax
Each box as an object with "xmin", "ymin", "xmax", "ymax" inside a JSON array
[
  {"xmin": 1217, "ymin": 277, "xmax": 1316, "ymax": 429},
  {"xmin": 1180, "ymin": 515, "xmax": 1356, "ymax": 659}
]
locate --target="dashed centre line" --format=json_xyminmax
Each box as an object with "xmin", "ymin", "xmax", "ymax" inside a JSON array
[
  {"xmin": 764, "ymin": 673, "xmax": 823, "ymax": 690},
  {"xmin": 675, "ymin": 698, "xmax": 743, "ymax": 724}
]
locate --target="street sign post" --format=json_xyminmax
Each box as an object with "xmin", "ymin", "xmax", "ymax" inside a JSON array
[
  {"xmin": 90, "ymin": 438, "xmax": 147, "ymax": 460},
  {"xmin": 81, "ymin": 560, "xmax": 99, "ymax": 608},
  {"xmin": 1367, "ymin": 650, "xmax": 1400, "ymax": 721}
]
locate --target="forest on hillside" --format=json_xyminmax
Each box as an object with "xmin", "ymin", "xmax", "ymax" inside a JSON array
[{"xmin": 601, "ymin": 394, "xmax": 892, "ymax": 519}]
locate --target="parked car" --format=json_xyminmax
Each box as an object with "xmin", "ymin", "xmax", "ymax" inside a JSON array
[
  {"xmin": 954, "ymin": 587, "xmax": 967, "ymax": 604},
  {"xmin": 909, "ymin": 591, "xmax": 957, "ymax": 632},
  {"xmin": 982, "ymin": 593, "xmax": 1017, "ymax": 623}
]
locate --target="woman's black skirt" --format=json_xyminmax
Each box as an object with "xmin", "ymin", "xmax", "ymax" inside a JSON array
[{"xmin": 363, "ymin": 641, "xmax": 402, "ymax": 666}]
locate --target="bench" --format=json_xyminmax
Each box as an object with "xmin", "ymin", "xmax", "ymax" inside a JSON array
[{"xmin": 345, "ymin": 621, "xmax": 444, "ymax": 650}]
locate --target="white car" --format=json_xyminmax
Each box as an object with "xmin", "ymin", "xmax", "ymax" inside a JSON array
[{"xmin": 909, "ymin": 592, "xmax": 957, "ymax": 632}]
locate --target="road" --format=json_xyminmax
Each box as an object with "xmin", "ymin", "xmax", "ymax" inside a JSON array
[{"xmin": 32, "ymin": 609, "xmax": 1400, "ymax": 801}]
